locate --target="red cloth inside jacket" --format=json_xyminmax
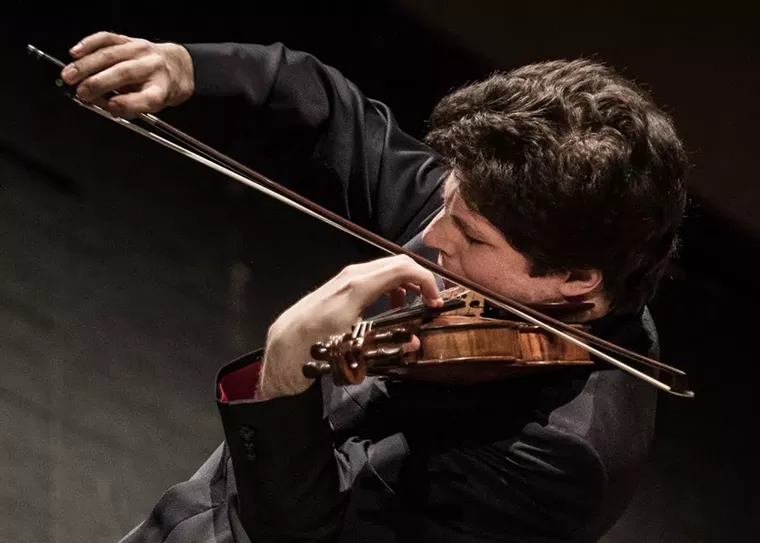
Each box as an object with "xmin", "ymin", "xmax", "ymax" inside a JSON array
[{"xmin": 219, "ymin": 360, "xmax": 262, "ymax": 402}]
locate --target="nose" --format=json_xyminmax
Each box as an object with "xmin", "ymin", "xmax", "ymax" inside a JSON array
[{"xmin": 421, "ymin": 210, "xmax": 452, "ymax": 255}]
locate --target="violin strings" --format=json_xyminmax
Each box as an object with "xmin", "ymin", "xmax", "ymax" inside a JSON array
[{"xmin": 369, "ymin": 291, "xmax": 466, "ymax": 328}]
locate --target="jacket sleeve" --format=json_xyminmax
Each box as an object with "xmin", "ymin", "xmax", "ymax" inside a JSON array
[
  {"xmin": 215, "ymin": 351, "xmax": 611, "ymax": 543},
  {"xmin": 215, "ymin": 350, "xmax": 374, "ymax": 542},
  {"xmin": 179, "ymin": 42, "xmax": 446, "ymax": 245}
]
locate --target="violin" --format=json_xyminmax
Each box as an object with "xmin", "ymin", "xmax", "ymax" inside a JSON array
[
  {"xmin": 26, "ymin": 44, "xmax": 694, "ymax": 398},
  {"xmin": 304, "ymin": 286, "xmax": 596, "ymax": 386}
]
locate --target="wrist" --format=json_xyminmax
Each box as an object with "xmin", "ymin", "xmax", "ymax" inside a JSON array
[
  {"xmin": 160, "ymin": 43, "xmax": 194, "ymax": 106},
  {"xmin": 255, "ymin": 338, "xmax": 315, "ymax": 401},
  {"xmin": 255, "ymin": 368, "xmax": 314, "ymax": 402}
]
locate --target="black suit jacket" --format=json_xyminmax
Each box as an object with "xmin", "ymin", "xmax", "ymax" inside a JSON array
[{"xmin": 119, "ymin": 42, "xmax": 659, "ymax": 543}]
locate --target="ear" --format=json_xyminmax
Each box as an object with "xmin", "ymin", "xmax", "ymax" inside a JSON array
[{"xmin": 558, "ymin": 268, "xmax": 603, "ymax": 299}]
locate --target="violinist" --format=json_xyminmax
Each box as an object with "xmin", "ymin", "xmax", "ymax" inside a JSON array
[{"xmin": 60, "ymin": 31, "xmax": 689, "ymax": 542}]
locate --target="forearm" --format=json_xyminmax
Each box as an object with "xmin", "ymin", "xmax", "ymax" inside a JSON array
[
  {"xmin": 184, "ymin": 42, "xmax": 286, "ymax": 106},
  {"xmin": 217, "ymin": 351, "xmax": 345, "ymax": 540},
  {"xmin": 181, "ymin": 41, "xmax": 446, "ymax": 244}
]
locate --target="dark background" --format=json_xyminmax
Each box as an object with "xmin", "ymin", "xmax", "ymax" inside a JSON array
[{"xmin": 1, "ymin": 4, "xmax": 756, "ymax": 542}]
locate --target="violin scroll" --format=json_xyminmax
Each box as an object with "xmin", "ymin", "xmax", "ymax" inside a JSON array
[{"xmin": 304, "ymin": 326, "xmax": 417, "ymax": 385}]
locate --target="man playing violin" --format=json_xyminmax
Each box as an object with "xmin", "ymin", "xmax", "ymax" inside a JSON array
[{"xmin": 60, "ymin": 31, "xmax": 689, "ymax": 542}]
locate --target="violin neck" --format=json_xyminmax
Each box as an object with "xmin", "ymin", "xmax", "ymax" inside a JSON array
[{"xmin": 369, "ymin": 295, "xmax": 466, "ymax": 328}]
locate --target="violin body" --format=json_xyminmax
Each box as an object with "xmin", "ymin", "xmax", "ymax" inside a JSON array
[
  {"xmin": 382, "ymin": 314, "xmax": 593, "ymax": 384},
  {"xmin": 305, "ymin": 289, "xmax": 594, "ymax": 386}
]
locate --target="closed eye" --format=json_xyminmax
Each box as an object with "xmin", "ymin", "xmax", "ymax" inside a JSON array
[
  {"xmin": 462, "ymin": 230, "xmax": 487, "ymax": 245},
  {"xmin": 451, "ymin": 214, "xmax": 488, "ymax": 245}
]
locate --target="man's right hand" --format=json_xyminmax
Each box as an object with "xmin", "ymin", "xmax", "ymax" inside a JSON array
[{"xmin": 61, "ymin": 31, "xmax": 194, "ymax": 118}]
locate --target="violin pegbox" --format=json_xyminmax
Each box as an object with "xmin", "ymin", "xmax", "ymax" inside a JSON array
[{"xmin": 306, "ymin": 320, "xmax": 416, "ymax": 385}]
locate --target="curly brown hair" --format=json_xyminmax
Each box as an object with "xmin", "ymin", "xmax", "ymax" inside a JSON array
[{"xmin": 424, "ymin": 59, "xmax": 689, "ymax": 314}]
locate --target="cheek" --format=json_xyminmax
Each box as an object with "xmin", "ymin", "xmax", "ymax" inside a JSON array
[
  {"xmin": 459, "ymin": 248, "xmax": 544, "ymax": 303},
  {"xmin": 459, "ymin": 250, "xmax": 509, "ymax": 288}
]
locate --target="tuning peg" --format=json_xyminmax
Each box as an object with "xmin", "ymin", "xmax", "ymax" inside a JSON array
[
  {"xmin": 371, "ymin": 327, "xmax": 413, "ymax": 344},
  {"xmin": 363, "ymin": 346, "xmax": 404, "ymax": 360},
  {"xmin": 302, "ymin": 361, "xmax": 332, "ymax": 378},
  {"xmin": 311, "ymin": 343, "xmax": 330, "ymax": 360}
]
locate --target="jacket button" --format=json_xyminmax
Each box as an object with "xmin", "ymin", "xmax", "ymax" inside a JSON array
[
  {"xmin": 243, "ymin": 441, "xmax": 257, "ymax": 461},
  {"xmin": 239, "ymin": 425, "xmax": 255, "ymax": 441}
]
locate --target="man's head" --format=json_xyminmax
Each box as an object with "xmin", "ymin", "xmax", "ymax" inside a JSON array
[{"xmin": 421, "ymin": 59, "xmax": 689, "ymax": 316}]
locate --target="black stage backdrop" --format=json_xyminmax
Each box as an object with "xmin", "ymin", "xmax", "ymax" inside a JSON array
[{"xmin": 0, "ymin": 4, "xmax": 756, "ymax": 542}]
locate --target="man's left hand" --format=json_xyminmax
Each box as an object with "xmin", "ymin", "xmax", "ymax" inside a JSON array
[{"xmin": 255, "ymin": 255, "xmax": 443, "ymax": 401}]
